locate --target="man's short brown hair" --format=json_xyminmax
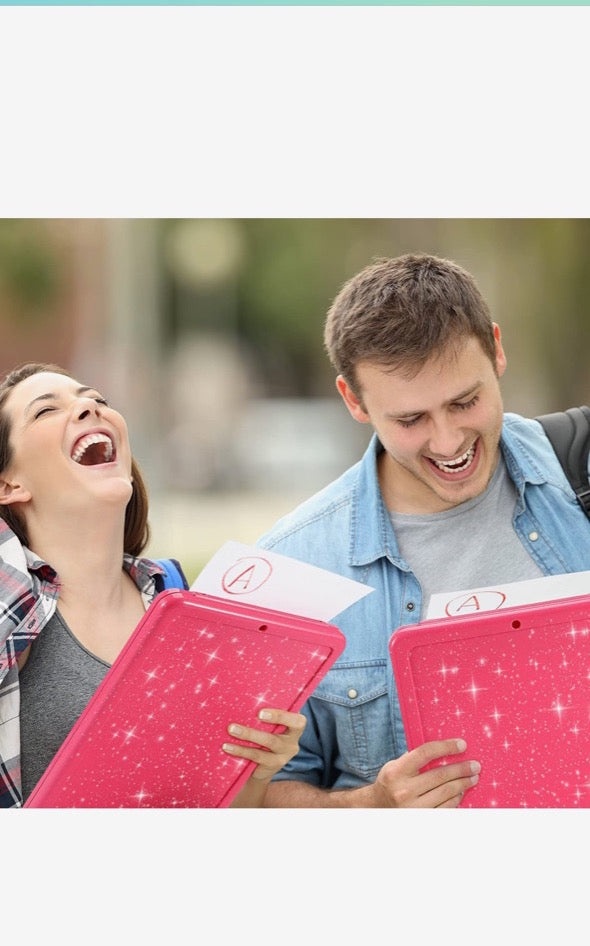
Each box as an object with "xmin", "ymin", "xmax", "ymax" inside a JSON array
[{"xmin": 324, "ymin": 253, "xmax": 496, "ymax": 391}]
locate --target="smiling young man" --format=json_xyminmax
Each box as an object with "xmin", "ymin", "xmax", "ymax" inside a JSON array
[
  {"xmin": 338, "ymin": 331, "xmax": 506, "ymax": 515},
  {"xmin": 257, "ymin": 253, "xmax": 590, "ymax": 808}
]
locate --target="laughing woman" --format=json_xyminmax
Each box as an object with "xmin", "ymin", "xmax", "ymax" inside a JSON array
[{"xmin": 0, "ymin": 362, "xmax": 305, "ymax": 808}]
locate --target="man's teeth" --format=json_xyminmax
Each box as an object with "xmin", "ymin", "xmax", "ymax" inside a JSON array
[
  {"xmin": 432, "ymin": 445, "xmax": 476, "ymax": 474},
  {"xmin": 72, "ymin": 433, "xmax": 113, "ymax": 464}
]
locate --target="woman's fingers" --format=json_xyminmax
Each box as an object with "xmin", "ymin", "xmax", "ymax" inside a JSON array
[
  {"xmin": 225, "ymin": 708, "xmax": 306, "ymax": 748},
  {"xmin": 257, "ymin": 707, "xmax": 307, "ymax": 732},
  {"xmin": 222, "ymin": 708, "xmax": 306, "ymax": 779}
]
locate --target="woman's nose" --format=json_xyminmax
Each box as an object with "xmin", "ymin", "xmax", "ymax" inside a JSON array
[{"xmin": 75, "ymin": 399, "xmax": 101, "ymax": 421}]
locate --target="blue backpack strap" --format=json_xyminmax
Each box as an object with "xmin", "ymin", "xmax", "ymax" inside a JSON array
[{"xmin": 153, "ymin": 558, "xmax": 190, "ymax": 591}]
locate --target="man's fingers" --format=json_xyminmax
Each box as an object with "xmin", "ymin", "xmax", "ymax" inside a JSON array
[
  {"xmin": 419, "ymin": 759, "xmax": 481, "ymax": 795},
  {"xmin": 420, "ymin": 768, "xmax": 480, "ymax": 806},
  {"xmin": 436, "ymin": 792, "xmax": 465, "ymax": 809},
  {"xmin": 375, "ymin": 739, "xmax": 481, "ymax": 808},
  {"xmin": 395, "ymin": 739, "xmax": 481, "ymax": 808},
  {"xmin": 405, "ymin": 737, "xmax": 468, "ymax": 772}
]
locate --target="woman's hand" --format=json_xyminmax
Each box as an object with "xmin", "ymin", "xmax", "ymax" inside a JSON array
[{"xmin": 225, "ymin": 708, "xmax": 306, "ymax": 807}]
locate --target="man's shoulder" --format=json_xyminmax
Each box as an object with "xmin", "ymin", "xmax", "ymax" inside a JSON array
[
  {"xmin": 257, "ymin": 460, "xmax": 361, "ymax": 550},
  {"xmin": 503, "ymin": 411, "xmax": 543, "ymax": 435},
  {"xmin": 501, "ymin": 410, "xmax": 574, "ymax": 486},
  {"xmin": 502, "ymin": 411, "xmax": 557, "ymax": 454}
]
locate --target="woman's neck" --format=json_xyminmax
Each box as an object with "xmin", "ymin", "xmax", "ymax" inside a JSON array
[
  {"xmin": 27, "ymin": 508, "xmax": 130, "ymax": 606},
  {"xmin": 28, "ymin": 508, "xmax": 147, "ymax": 663}
]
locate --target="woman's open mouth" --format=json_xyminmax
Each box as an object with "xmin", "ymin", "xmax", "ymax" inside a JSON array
[{"xmin": 71, "ymin": 432, "xmax": 116, "ymax": 466}]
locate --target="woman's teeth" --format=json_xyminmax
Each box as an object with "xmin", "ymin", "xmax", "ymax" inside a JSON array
[
  {"xmin": 72, "ymin": 433, "xmax": 114, "ymax": 465},
  {"xmin": 431, "ymin": 444, "xmax": 476, "ymax": 474}
]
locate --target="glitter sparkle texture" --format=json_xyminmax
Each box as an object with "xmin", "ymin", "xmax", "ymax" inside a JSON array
[
  {"xmin": 24, "ymin": 591, "xmax": 345, "ymax": 809},
  {"xmin": 390, "ymin": 594, "xmax": 590, "ymax": 808}
]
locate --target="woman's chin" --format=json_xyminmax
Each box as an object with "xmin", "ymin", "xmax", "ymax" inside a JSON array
[{"xmin": 89, "ymin": 477, "xmax": 134, "ymax": 506}]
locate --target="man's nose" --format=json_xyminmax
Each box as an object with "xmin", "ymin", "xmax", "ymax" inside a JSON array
[{"xmin": 428, "ymin": 418, "xmax": 465, "ymax": 458}]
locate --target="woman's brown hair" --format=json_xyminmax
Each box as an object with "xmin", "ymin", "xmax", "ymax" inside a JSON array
[{"xmin": 0, "ymin": 362, "xmax": 150, "ymax": 556}]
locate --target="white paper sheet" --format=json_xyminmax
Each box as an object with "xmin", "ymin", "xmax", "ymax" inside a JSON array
[
  {"xmin": 190, "ymin": 540, "xmax": 374, "ymax": 621},
  {"xmin": 426, "ymin": 570, "xmax": 590, "ymax": 620}
]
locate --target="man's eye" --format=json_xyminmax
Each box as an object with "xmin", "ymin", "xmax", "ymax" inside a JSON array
[
  {"xmin": 454, "ymin": 395, "xmax": 480, "ymax": 412},
  {"xmin": 398, "ymin": 416, "xmax": 421, "ymax": 429}
]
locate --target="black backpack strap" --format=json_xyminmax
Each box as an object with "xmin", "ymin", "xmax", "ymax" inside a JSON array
[{"xmin": 535, "ymin": 406, "xmax": 590, "ymax": 517}]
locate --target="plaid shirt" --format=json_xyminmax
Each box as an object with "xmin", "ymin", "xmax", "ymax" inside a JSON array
[{"xmin": 0, "ymin": 519, "xmax": 167, "ymax": 808}]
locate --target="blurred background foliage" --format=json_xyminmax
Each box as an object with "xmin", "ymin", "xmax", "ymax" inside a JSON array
[
  {"xmin": 0, "ymin": 220, "xmax": 62, "ymax": 317},
  {"xmin": 3, "ymin": 217, "xmax": 590, "ymax": 409},
  {"xmin": 2, "ymin": 217, "xmax": 590, "ymax": 581}
]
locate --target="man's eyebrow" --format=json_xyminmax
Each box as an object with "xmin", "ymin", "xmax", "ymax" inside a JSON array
[
  {"xmin": 387, "ymin": 383, "xmax": 482, "ymax": 420},
  {"xmin": 24, "ymin": 386, "xmax": 95, "ymax": 416}
]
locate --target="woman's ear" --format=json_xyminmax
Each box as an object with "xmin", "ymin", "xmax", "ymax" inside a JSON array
[
  {"xmin": 336, "ymin": 375, "xmax": 371, "ymax": 424},
  {"xmin": 0, "ymin": 477, "xmax": 31, "ymax": 507}
]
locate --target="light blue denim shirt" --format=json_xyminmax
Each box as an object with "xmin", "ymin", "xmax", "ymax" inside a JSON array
[{"xmin": 257, "ymin": 412, "xmax": 590, "ymax": 790}]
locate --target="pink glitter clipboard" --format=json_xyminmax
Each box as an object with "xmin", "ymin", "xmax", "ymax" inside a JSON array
[
  {"xmin": 24, "ymin": 589, "xmax": 346, "ymax": 809},
  {"xmin": 389, "ymin": 593, "xmax": 590, "ymax": 808}
]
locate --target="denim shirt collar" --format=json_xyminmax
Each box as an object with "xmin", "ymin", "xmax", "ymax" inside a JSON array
[
  {"xmin": 500, "ymin": 414, "xmax": 549, "ymax": 496},
  {"xmin": 350, "ymin": 434, "xmax": 407, "ymax": 569},
  {"xmin": 350, "ymin": 418, "xmax": 548, "ymax": 568}
]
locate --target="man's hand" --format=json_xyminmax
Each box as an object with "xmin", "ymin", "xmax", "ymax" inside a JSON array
[{"xmin": 370, "ymin": 738, "xmax": 480, "ymax": 808}]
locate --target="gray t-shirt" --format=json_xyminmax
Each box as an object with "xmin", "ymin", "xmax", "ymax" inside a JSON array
[
  {"xmin": 19, "ymin": 611, "xmax": 110, "ymax": 802},
  {"xmin": 389, "ymin": 457, "xmax": 544, "ymax": 618}
]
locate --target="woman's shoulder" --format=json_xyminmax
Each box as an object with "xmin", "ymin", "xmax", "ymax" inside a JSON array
[{"xmin": 126, "ymin": 554, "xmax": 190, "ymax": 592}]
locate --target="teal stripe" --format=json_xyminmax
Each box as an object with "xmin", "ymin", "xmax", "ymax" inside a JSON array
[{"xmin": 0, "ymin": 0, "xmax": 587, "ymax": 5}]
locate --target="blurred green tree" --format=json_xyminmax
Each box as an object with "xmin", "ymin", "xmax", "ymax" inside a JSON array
[{"xmin": 0, "ymin": 220, "xmax": 61, "ymax": 322}]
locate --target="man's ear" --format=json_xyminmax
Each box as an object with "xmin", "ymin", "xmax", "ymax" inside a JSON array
[
  {"xmin": 0, "ymin": 477, "xmax": 31, "ymax": 507},
  {"xmin": 336, "ymin": 375, "xmax": 371, "ymax": 424},
  {"xmin": 493, "ymin": 323, "xmax": 507, "ymax": 378}
]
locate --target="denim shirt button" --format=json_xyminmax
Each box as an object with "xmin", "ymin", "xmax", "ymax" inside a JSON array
[
  {"xmin": 529, "ymin": 531, "xmax": 539, "ymax": 541},
  {"xmin": 347, "ymin": 688, "xmax": 358, "ymax": 699},
  {"xmin": 406, "ymin": 602, "xmax": 415, "ymax": 611}
]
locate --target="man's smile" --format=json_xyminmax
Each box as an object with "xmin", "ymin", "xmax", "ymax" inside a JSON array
[{"xmin": 425, "ymin": 439, "xmax": 480, "ymax": 480}]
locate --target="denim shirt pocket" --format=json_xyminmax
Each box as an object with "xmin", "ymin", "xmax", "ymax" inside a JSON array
[{"xmin": 311, "ymin": 660, "xmax": 394, "ymax": 782}]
